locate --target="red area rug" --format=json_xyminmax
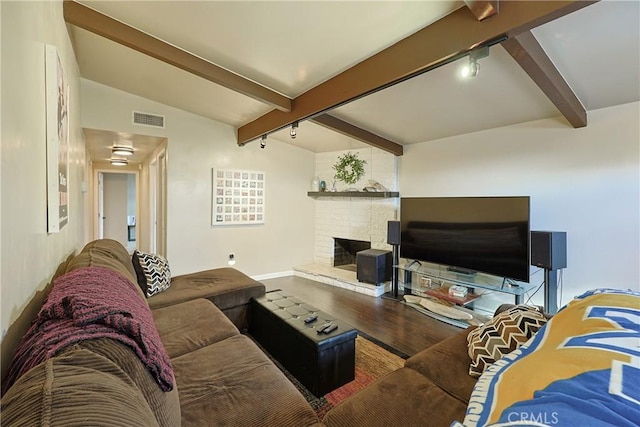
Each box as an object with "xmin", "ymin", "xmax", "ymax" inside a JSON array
[
  {"xmin": 304, "ymin": 335, "xmax": 406, "ymax": 419},
  {"xmin": 248, "ymin": 333, "xmax": 407, "ymax": 420}
]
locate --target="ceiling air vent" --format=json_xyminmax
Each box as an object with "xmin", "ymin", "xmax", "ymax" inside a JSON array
[{"xmin": 133, "ymin": 111, "xmax": 165, "ymax": 128}]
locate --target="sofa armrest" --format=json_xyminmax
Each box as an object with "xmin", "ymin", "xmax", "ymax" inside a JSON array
[
  {"xmin": 147, "ymin": 267, "xmax": 265, "ymax": 330},
  {"xmin": 404, "ymin": 327, "xmax": 477, "ymax": 404}
]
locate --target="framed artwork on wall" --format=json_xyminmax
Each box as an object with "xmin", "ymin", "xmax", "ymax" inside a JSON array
[
  {"xmin": 45, "ymin": 44, "xmax": 69, "ymax": 233},
  {"xmin": 211, "ymin": 168, "xmax": 265, "ymax": 226}
]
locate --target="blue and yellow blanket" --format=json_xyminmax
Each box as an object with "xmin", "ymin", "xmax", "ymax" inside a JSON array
[{"xmin": 456, "ymin": 288, "xmax": 640, "ymax": 427}]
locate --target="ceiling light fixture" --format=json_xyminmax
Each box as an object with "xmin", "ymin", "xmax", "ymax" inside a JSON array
[
  {"xmin": 260, "ymin": 135, "xmax": 267, "ymax": 149},
  {"xmin": 110, "ymin": 158, "xmax": 128, "ymax": 166},
  {"xmin": 290, "ymin": 121, "xmax": 298, "ymax": 139},
  {"xmin": 460, "ymin": 46, "xmax": 490, "ymax": 79},
  {"xmin": 112, "ymin": 146, "xmax": 134, "ymax": 156}
]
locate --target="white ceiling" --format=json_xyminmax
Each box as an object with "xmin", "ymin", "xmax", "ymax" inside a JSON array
[
  {"xmin": 84, "ymin": 128, "xmax": 166, "ymax": 164},
  {"xmin": 70, "ymin": 0, "xmax": 640, "ymax": 162}
]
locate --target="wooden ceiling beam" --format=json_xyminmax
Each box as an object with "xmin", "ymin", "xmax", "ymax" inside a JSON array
[
  {"xmin": 310, "ymin": 114, "xmax": 403, "ymax": 156},
  {"xmin": 63, "ymin": 1, "xmax": 292, "ymax": 112},
  {"xmin": 502, "ymin": 31, "xmax": 587, "ymax": 128},
  {"xmin": 464, "ymin": 1, "xmax": 499, "ymax": 21},
  {"xmin": 237, "ymin": 1, "xmax": 594, "ymax": 146}
]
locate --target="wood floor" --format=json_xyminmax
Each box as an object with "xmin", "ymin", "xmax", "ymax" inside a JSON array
[{"xmin": 261, "ymin": 275, "xmax": 461, "ymax": 357}]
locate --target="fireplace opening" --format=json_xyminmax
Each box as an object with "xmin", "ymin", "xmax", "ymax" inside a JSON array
[{"xmin": 333, "ymin": 238, "xmax": 371, "ymax": 272}]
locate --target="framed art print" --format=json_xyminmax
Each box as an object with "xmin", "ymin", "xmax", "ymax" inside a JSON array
[
  {"xmin": 212, "ymin": 169, "xmax": 265, "ymax": 226},
  {"xmin": 45, "ymin": 44, "xmax": 69, "ymax": 233}
]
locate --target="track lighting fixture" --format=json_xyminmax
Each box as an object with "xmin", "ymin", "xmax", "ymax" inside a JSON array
[
  {"xmin": 112, "ymin": 146, "xmax": 134, "ymax": 156},
  {"xmin": 260, "ymin": 135, "xmax": 267, "ymax": 149},
  {"xmin": 460, "ymin": 46, "xmax": 489, "ymax": 79},
  {"xmin": 110, "ymin": 158, "xmax": 128, "ymax": 166},
  {"xmin": 290, "ymin": 121, "xmax": 298, "ymax": 139},
  {"xmin": 460, "ymin": 59, "xmax": 479, "ymax": 78}
]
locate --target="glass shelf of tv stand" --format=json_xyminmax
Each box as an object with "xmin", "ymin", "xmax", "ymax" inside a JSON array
[{"xmin": 395, "ymin": 261, "xmax": 536, "ymax": 304}]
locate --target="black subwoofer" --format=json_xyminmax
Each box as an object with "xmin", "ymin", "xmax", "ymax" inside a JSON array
[{"xmin": 356, "ymin": 249, "xmax": 392, "ymax": 284}]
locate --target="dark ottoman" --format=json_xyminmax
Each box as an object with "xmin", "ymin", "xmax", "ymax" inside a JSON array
[{"xmin": 250, "ymin": 290, "xmax": 357, "ymax": 396}]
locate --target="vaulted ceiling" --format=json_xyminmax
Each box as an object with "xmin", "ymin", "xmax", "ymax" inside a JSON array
[{"xmin": 66, "ymin": 1, "xmax": 640, "ymax": 161}]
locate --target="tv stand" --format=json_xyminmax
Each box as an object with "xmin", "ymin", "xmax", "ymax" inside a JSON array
[{"xmin": 394, "ymin": 261, "xmax": 538, "ymax": 306}]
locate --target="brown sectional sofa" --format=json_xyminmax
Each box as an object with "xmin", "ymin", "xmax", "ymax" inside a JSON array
[
  {"xmin": 324, "ymin": 327, "xmax": 475, "ymax": 426},
  {"xmin": 0, "ymin": 238, "xmax": 501, "ymax": 427},
  {"xmin": 1, "ymin": 239, "xmax": 320, "ymax": 426}
]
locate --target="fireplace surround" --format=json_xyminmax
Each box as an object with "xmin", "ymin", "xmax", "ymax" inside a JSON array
[{"xmin": 293, "ymin": 148, "xmax": 398, "ymax": 296}]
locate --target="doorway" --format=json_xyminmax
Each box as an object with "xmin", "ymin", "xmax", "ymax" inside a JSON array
[
  {"xmin": 98, "ymin": 172, "xmax": 137, "ymax": 251},
  {"xmin": 85, "ymin": 128, "xmax": 167, "ymax": 254}
]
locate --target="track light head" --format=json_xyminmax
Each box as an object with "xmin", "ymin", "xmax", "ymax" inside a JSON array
[
  {"xmin": 260, "ymin": 135, "xmax": 267, "ymax": 149},
  {"xmin": 290, "ymin": 121, "xmax": 298, "ymax": 139},
  {"xmin": 460, "ymin": 45, "xmax": 489, "ymax": 79},
  {"xmin": 460, "ymin": 60, "xmax": 479, "ymax": 78}
]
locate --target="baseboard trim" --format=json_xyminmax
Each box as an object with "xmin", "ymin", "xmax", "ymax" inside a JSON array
[{"xmin": 252, "ymin": 271, "xmax": 294, "ymax": 281}]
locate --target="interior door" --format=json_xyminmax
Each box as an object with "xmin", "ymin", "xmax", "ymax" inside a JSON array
[
  {"xmin": 98, "ymin": 172, "xmax": 104, "ymax": 238},
  {"xmin": 157, "ymin": 152, "xmax": 167, "ymax": 257},
  {"xmin": 149, "ymin": 159, "xmax": 157, "ymax": 253},
  {"xmin": 102, "ymin": 173, "xmax": 129, "ymax": 247}
]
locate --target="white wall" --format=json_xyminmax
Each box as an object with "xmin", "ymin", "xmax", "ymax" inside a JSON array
[
  {"xmin": 81, "ymin": 80, "xmax": 316, "ymax": 277},
  {"xmin": 400, "ymin": 102, "xmax": 640, "ymax": 307},
  {"xmin": 1, "ymin": 1, "xmax": 85, "ymax": 343}
]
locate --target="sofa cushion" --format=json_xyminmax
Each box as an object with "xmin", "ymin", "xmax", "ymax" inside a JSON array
[
  {"xmin": 132, "ymin": 250, "xmax": 172, "ymax": 297},
  {"xmin": 467, "ymin": 305, "xmax": 547, "ymax": 377},
  {"xmin": 147, "ymin": 267, "xmax": 265, "ymax": 311},
  {"xmin": 323, "ymin": 367, "xmax": 468, "ymax": 427},
  {"xmin": 405, "ymin": 327, "xmax": 478, "ymax": 404},
  {"xmin": 152, "ymin": 298, "xmax": 239, "ymax": 358},
  {"xmin": 0, "ymin": 348, "xmax": 160, "ymax": 427},
  {"xmin": 74, "ymin": 339, "xmax": 180, "ymax": 427},
  {"xmin": 172, "ymin": 334, "xmax": 319, "ymax": 427}
]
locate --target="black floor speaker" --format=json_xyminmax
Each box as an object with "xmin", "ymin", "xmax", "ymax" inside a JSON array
[
  {"xmin": 387, "ymin": 221, "xmax": 401, "ymax": 245},
  {"xmin": 531, "ymin": 231, "xmax": 567, "ymax": 271}
]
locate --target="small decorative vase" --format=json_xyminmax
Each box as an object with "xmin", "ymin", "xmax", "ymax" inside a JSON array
[
  {"xmin": 311, "ymin": 176, "xmax": 320, "ymax": 192},
  {"xmin": 319, "ymin": 181, "xmax": 326, "ymax": 192}
]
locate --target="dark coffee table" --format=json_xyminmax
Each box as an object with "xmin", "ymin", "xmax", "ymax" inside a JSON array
[{"xmin": 250, "ymin": 290, "xmax": 357, "ymax": 397}]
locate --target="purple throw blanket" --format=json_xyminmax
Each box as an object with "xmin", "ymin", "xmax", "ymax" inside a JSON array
[{"xmin": 3, "ymin": 266, "xmax": 174, "ymax": 393}]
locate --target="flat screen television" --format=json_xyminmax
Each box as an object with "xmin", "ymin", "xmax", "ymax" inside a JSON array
[{"xmin": 400, "ymin": 196, "xmax": 530, "ymax": 282}]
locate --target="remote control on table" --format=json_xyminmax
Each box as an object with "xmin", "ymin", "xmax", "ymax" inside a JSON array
[
  {"xmin": 323, "ymin": 324, "xmax": 338, "ymax": 334},
  {"xmin": 316, "ymin": 322, "xmax": 332, "ymax": 333},
  {"xmin": 304, "ymin": 314, "xmax": 318, "ymax": 324}
]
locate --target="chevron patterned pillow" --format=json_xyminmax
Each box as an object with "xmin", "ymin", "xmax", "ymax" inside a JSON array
[
  {"xmin": 467, "ymin": 305, "xmax": 547, "ymax": 378},
  {"xmin": 132, "ymin": 250, "xmax": 172, "ymax": 297}
]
